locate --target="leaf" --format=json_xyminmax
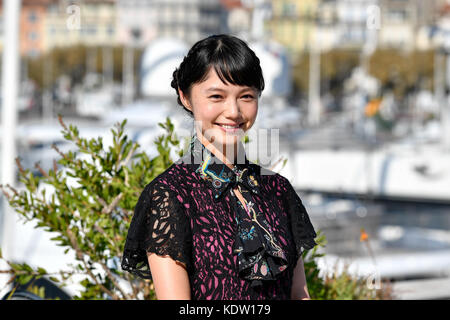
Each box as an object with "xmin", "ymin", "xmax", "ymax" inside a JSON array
[
  {"xmin": 37, "ymin": 267, "xmax": 47, "ymax": 275},
  {"xmin": 18, "ymin": 274, "xmax": 34, "ymax": 285}
]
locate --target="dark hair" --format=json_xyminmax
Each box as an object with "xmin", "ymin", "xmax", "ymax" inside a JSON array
[{"xmin": 171, "ymin": 34, "xmax": 265, "ymax": 117}]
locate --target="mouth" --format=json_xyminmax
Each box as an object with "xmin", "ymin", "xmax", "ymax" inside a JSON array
[{"xmin": 215, "ymin": 122, "xmax": 244, "ymax": 133}]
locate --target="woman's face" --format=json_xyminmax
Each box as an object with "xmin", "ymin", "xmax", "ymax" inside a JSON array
[{"xmin": 179, "ymin": 67, "xmax": 259, "ymax": 155}]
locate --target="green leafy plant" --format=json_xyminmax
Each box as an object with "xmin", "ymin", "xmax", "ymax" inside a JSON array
[{"xmin": 0, "ymin": 115, "xmax": 183, "ymax": 299}]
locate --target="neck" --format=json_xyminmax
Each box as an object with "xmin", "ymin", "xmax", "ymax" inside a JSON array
[{"xmin": 198, "ymin": 133, "xmax": 243, "ymax": 170}]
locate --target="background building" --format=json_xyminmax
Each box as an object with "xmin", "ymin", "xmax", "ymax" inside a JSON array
[
  {"xmin": 0, "ymin": 0, "xmax": 117, "ymax": 56},
  {"xmin": 19, "ymin": 0, "xmax": 56, "ymax": 57},
  {"xmin": 266, "ymin": 0, "xmax": 319, "ymax": 59},
  {"xmin": 44, "ymin": 0, "xmax": 117, "ymax": 50},
  {"xmin": 116, "ymin": 0, "xmax": 227, "ymax": 48}
]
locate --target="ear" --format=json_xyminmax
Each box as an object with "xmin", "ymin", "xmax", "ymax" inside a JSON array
[{"xmin": 178, "ymin": 88, "xmax": 192, "ymax": 112}]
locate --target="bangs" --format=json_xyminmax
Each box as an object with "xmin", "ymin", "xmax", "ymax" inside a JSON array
[
  {"xmin": 199, "ymin": 39, "xmax": 264, "ymax": 94},
  {"xmin": 176, "ymin": 34, "xmax": 265, "ymax": 100}
]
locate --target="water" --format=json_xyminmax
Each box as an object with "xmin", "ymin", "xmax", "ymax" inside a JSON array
[
  {"xmin": 380, "ymin": 200, "xmax": 450, "ymax": 231},
  {"xmin": 304, "ymin": 192, "xmax": 450, "ymax": 257}
]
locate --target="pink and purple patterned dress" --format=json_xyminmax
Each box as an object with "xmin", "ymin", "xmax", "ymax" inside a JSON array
[{"xmin": 121, "ymin": 134, "xmax": 318, "ymax": 300}]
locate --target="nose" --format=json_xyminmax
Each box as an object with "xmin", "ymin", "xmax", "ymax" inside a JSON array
[{"xmin": 224, "ymin": 97, "xmax": 241, "ymax": 118}]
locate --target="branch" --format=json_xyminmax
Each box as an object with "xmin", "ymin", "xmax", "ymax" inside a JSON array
[
  {"xmin": 0, "ymin": 268, "xmax": 77, "ymax": 277},
  {"xmin": 0, "ymin": 262, "xmax": 80, "ymax": 296},
  {"xmin": 58, "ymin": 115, "xmax": 90, "ymax": 155},
  {"xmin": 34, "ymin": 162, "xmax": 50, "ymax": 179},
  {"xmin": 0, "ymin": 183, "xmax": 21, "ymax": 203},
  {"xmin": 101, "ymin": 193, "xmax": 123, "ymax": 215},
  {"xmin": 118, "ymin": 143, "xmax": 138, "ymax": 169},
  {"xmin": 124, "ymin": 169, "xmax": 130, "ymax": 188},
  {"xmin": 124, "ymin": 272, "xmax": 140, "ymax": 299},
  {"xmin": 0, "ymin": 184, "xmax": 11, "ymax": 199},
  {"xmin": 15, "ymin": 157, "xmax": 25, "ymax": 175},
  {"xmin": 97, "ymin": 259, "xmax": 131, "ymax": 300},
  {"xmin": 92, "ymin": 224, "xmax": 121, "ymax": 255},
  {"xmin": 118, "ymin": 143, "xmax": 138, "ymax": 188},
  {"xmin": 58, "ymin": 114, "xmax": 68, "ymax": 132},
  {"xmin": 81, "ymin": 232, "xmax": 131, "ymax": 300},
  {"xmin": 52, "ymin": 143, "xmax": 68, "ymax": 161},
  {"xmin": 66, "ymin": 228, "xmax": 118, "ymax": 299},
  {"xmin": 53, "ymin": 159, "xmax": 58, "ymax": 173}
]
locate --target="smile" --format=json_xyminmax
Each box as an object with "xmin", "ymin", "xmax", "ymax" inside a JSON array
[{"xmin": 215, "ymin": 123, "xmax": 243, "ymax": 133}]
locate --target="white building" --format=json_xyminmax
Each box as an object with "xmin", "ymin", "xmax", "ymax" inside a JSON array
[
  {"xmin": 316, "ymin": 0, "xmax": 445, "ymax": 52},
  {"xmin": 315, "ymin": 0, "xmax": 379, "ymax": 51},
  {"xmin": 378, "ymin": 0, "xmax": 430, "ymax": 51}
]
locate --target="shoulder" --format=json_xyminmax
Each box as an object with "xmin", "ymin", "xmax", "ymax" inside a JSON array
[{"xmin": 135, "ymin": 161, "xmax": 193, "ymax": 219}]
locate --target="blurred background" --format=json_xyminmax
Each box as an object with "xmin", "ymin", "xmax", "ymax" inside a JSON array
[{"xmin": 1, "ymin": 0, "xmax": 450, "ymax": 299}]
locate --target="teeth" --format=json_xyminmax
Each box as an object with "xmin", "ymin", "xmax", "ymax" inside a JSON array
[{"xmin": 219, "ymin": 124, "xmax": 240, "ymax": 129}]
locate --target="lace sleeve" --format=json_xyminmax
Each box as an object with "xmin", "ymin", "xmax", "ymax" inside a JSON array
[
  {"xmin": 282, "ymin": 177, "xmax": 318, "ymax": 262},
  {"xmin": 121, "ymin": 182, "xmax": 193, "ymax": 280}
]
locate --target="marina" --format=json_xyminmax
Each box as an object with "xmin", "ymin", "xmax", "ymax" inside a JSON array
[{"xmin": 1, "ymin": 0, "xmax": 450, "ymax": 300}]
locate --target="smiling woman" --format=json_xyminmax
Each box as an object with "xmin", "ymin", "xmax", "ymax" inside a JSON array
[
  {"xmin": 121, "ymin": 34, "xmax": 318, "ymax": 300},
  {"xmin": 178, "ymin": 67, "xmax": 258, "ymax": 161},
  {"xmin": 172, "ymin": 34, "xmax": 264, "ymax": 160}
]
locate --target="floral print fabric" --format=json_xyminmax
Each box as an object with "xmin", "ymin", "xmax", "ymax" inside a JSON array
[
  {"xmin": 188, "ymin": 135, "xmax": 289, "ymax": 288},
  {"xmin": 121, "ymin": 133, "xmax": 318, "ymax": 299}
]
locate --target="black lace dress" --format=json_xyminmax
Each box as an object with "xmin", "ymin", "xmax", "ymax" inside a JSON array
[{"xmin": 122, "ymin": 134, "xmax": 318, "ymax": 299}]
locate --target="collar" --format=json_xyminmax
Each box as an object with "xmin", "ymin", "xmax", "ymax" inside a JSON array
[{"xmin": 187, "ymin": 133, "xmax": 260, "ymax": 201}]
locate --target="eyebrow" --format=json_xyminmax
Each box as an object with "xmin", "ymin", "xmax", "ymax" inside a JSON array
[
  {"xmin": 205, "ymin": 87, "xmax": 226, "ymax": 92},
  {"xmin": 205, "ymin": 86, "xmax": 255, "ymax": 93}
]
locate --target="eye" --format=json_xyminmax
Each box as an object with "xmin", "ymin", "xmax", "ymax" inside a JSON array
[
  {"xmin": 241, "ymin": 94, "xmax": 255, "ymax": 100},
  {"xmin": 209, "ymin": 94, "xmax": 223, "ymax": 100}
]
